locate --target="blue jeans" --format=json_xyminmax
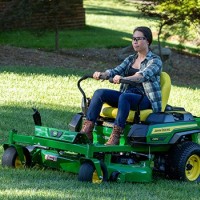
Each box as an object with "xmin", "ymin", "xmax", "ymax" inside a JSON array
[{"xmin": 86, "ymin": 89, "xmax": 151, "ymax": 128}]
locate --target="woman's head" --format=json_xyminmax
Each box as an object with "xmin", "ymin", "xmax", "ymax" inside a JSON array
[{"xmin": 133, "ymin": 26, "xmax": 153, "ymax": 46}]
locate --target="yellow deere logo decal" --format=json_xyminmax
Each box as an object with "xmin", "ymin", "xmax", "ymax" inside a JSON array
[{"xmin": 152, "ymin": 124, "xmax": 196, "ymax": 134}]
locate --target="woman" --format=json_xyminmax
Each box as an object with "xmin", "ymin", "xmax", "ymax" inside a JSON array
[{"xmin": 80, "ymin": 26, "xmax": 162, "ymax": 145}]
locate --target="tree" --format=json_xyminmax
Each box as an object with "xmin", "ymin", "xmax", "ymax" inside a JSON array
[
  {"xmin": 0, "ymin": 0, "xmax": 85, "ymax": 51},
  {"xmin": 138, "ymin": 0, "xmax": 200, "ymax": 55}
]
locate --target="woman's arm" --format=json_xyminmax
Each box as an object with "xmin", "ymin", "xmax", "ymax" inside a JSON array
[{"xmin": 124, "ymin": 55, "xmax": 162, "ymax": 83}]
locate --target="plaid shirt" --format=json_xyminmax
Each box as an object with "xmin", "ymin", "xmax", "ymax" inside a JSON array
[{"xmin": 106, "ymin": 51, "xmax": 162, "ymax": 112}]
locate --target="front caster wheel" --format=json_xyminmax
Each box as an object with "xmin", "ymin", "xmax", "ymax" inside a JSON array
[
  {"xmin": 109, "ymin": 171, "xmax": 120, "ymax": 182},
  {"xmin": 78, "ymin": 161, "xmax": 108, "ymax": 183},
  {"xmin": 2, "ymin": 146, "xmax": 31, "ymax": 168}
]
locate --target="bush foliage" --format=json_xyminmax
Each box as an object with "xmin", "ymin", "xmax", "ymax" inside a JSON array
[{"xmin": 138, "ymin": 0, "xmax": 200, "ymax": 46}]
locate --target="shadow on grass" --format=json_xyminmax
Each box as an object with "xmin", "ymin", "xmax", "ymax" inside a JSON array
[
  {"xmin": 0, "ymin": 103, "xmax": 80, "ymax": 145},
  {"xmin": 0, "ymin": 25, "xmax": 133, "ymax": 49},
  {"xmin": 60, "ymin": 25, "xmax": 133, "ymax": 48},
  {"xmin": 0, "ymin": 65, "xmax": 87, "ymax": 77},
  {"xmin": 0, "ymin": 162, "xmax": 197, "ymax": 200},
  {"xmin": 1, "ymin": 63, "xmax": 200, "ymax": 90}
]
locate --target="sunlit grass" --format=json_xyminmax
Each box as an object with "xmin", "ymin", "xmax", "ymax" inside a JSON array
[
  {"xmin": 0, "ymin": 0, "xmax": 199, "ymax": 198},
  {"xmin": 0, "ymin": 157, "xmax": 199, "ymax": 200},
  {"xmin": 0, "ymin": 66, "xmax": 199, "ymax": 137},
  {"xmin": 0, "ymin": 66, "xmax": 200, "ymax": 199},
  {"xmin": 168, "ymin": 86, "xmax": 200, "ymax": 116},
  {"xmin": 84, "ymin": 0, "xmax": 157, "ymax": 33},
  {"xmin": 0, "ymin": 67, "xmax": 117, "ymax": 136}
]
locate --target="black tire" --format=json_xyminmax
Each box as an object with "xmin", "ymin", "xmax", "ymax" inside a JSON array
[
  {"xmin": 2, "ymin": 146, "xmax": 31, "ymax": 168},
  {"xmin": 166, "ymin": 142, "xmax": 200, "ymax": 182},
  {"xmin": 78, "ymin": 161, "xmax": 108, "ymax": 183},
  {"xmin": 109, "ymin": 171, "xmax": 120, "ymax": 182}
]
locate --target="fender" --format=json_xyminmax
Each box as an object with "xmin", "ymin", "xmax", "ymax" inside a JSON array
[{"xmin": 169, "ymin": 129, "xmax": 200, "ymax": 144}]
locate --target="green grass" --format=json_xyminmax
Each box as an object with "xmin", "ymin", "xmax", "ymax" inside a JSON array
[
  {"xmin": 0, "ymin": 165, "xmax": 199, "ymax": 200},
  {"xmin": 0, "ymin": 0, "xmax": 200, "ymax": 199},
  {"xmin": 0, "ymin": 162, "xmax": 199, "ymax": 200},
  {"xmin": 0, "ymin": 66, "xmax": 199, "ymax": 137},
  {"xmin": 0, "ymin": 66, "xmax": 200, "ymax": 199},
  {"xmin": 0, "ymin": 27, "xmax": 132, "ymax": 49}
]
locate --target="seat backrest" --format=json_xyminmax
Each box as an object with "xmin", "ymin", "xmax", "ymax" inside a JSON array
[{"xmin": 160, "ymin": 72, "xmax": 171, "ymax": 111}]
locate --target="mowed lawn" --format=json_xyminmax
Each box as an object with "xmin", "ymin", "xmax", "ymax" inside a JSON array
[
  {"xmin": 0, "ymin": 66, "xmax": 199, "ymax": 200},
  {"xmin": 0, "ymin": 0, "xmax": 200, "ymax": 199}
]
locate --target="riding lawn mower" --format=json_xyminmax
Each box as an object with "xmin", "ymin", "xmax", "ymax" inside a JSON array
[{"xmin": 2, "ymin": 72, "xmax": 200, "ymax": 183}]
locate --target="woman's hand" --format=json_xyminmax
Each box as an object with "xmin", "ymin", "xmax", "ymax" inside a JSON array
[
  {"xmin": 113, "ymin": 75, "xmax": 121, "ymax": 84},
  {"xmin": 93, "ymin": 71, "xmax": 110, "ymax": 80},
  {"xmin": 93, "ymin": 71, "xmax": 101, "ymax": 80}
]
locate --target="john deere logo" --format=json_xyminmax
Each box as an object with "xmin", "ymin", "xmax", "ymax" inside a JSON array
[
  {"xmin": 52, "ymin": 131, "xmax": 58, "ymax": 137},
  {"xmin": 152, "ymin": 124, "xmax": 196, "ymax": 134},
  {"xmin": 50, "ymin": 130, "xmax": 63, "ymax": 138}
]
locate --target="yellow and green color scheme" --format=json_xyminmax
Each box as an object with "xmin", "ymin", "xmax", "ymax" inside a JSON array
[
  {"xmin": 2, "ymin": 74, "xmax": 200, "ymax": 183},
  {"xmin": 2, "ymin": 110, "xmax": 200, "ymax": 183}
]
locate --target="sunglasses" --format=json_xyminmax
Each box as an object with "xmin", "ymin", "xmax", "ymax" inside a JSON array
[{"xmin": 132, "ymin": 37, "xmax": 146, "ymax": 42}]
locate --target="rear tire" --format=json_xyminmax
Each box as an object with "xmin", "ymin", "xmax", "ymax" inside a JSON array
[
  {"xmin": 166, "ymin": 142, "xmax": 200, "ymax": 182},
  {"xmin": 2, "ymin": 146, "xmax": 31, "ymax": 168},
  {"xmin": 78, "ymin": 161, "xmax": 108, "ymax": 183}
]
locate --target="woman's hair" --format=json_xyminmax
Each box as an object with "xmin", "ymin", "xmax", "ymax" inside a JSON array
[{"xmin": 133, "ymin": 26, "xmax": 153, "ymax": 46}]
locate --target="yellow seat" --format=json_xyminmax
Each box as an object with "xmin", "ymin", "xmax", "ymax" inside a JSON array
[{"xmin": 100, "ymin": 72, "xmax": 171, "ymax": 122}]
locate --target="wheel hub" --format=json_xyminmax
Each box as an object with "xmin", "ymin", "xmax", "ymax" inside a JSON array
[
  {"xmin": 185, "ymin": 154, "xmax": 200, "ymax": 181},
  {"xmin": 186, "ymin": 163, "xmax": 193, "ymax": 171}
]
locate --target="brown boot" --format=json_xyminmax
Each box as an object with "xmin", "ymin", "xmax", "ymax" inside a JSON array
[
  {"xmin": 80, "ymin": 120, "xmax": 94, "ymax": 143},
  {"xmin": 105, "ymin": 125, "xmax": 123, "ymax": 145}
]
